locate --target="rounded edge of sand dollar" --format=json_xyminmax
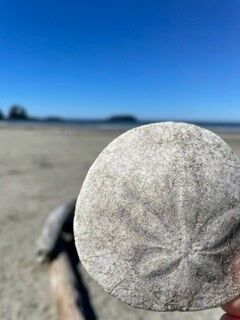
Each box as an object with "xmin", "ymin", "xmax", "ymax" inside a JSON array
[{"xmin": 74, "ymin": 122, "xmax": 240, "ymax": 311}]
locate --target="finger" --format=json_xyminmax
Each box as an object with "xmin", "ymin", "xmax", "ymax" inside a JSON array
[
  {"xmin": 221, "ymin": 314, "xmax": 240, "ymax": 320},
  {"xmin": 222, "ymin": 295, "xmax": 240, "ymax": 317}
]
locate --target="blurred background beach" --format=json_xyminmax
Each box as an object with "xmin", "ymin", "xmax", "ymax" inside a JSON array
[{"xmin": 0, "ymin": 1, "xmax": 239, "ymax": 319}]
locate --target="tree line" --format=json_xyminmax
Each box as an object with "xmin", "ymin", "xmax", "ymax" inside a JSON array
[{"xmin": 0, "ymin": 105, "xmax": 28, "ymax": 120}]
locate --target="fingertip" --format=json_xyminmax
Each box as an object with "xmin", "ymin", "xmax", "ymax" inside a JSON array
[
  {"xmin": 222, "ymin": 295, "xmax": 240, "ymax": 317},
  {"xmin": 221, "ymin": 314, "xmax": 240, "ymax": 320}
]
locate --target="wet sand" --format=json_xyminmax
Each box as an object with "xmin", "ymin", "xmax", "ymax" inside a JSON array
[{"xmin": 1, "ymin": 125, "xmax": 238, "ymax": 320}]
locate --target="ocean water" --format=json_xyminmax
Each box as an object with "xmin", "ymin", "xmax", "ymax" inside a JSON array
[{"xmin": 1, "ymin": 119, "xmax": 240, "ymax": 133}]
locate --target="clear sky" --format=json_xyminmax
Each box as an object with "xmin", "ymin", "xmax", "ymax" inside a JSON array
[{"xmin": 0, "ymin": 0, "xmax": 239, "ymax": 121}]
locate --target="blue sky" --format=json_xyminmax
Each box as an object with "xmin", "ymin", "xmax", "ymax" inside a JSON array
[{"xmin": 0, "ymin": 0, "xmax": 239, "ymax": 120}]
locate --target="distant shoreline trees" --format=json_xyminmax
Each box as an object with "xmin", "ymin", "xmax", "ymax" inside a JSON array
[
  {"xmin": 0, "ymin": 109, "xmax": 4, "ymax": 120},
  {"xmin": 8, "ymin": 105, "xmax": 28, "ymax": 120},
  {"xmin": 107, "ymin": 114, "xmax": 137, "ymax": 123},
  {"xmin": 0, "ymin": 105, "xmax": 29, "ymax": 121},
  {"xmin": 0, "ymin": 105, "xmax": 139, "ymax": 124}
]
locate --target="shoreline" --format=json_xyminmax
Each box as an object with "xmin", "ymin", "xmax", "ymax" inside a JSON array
[{"xmin": 1, "ymin": 120, "xmax": 240, "ymax": 135}]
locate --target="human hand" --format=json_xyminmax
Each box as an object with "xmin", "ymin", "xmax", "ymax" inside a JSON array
[{"xmin": 221, "ymin": 296, "xmax": 240, "ymax": 319}]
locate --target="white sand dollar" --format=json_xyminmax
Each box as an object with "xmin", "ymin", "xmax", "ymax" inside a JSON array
[{"xmin": 74, "ymin": 122, "xmax": 240, "ymax": 311}]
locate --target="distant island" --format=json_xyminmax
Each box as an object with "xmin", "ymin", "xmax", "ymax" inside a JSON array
[
  {"xmin": 107, "ymin": 115, "xmax": 137, "ymax": 123},
  {"xmin": 0, "ymin": 105, "xmax": 28, "ymax": 120},
  {"xmin": 1, "ymin": 105, "xmax": 240, "ymax": 131},
  {"xmin": 0, "ymin": 105, "xmax": 139, "ymax": 124}
]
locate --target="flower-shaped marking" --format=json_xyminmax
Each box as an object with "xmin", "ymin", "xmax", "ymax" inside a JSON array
[{"xmin": 116, "ymin": 184, "xmax": 240, "ymax": 284}]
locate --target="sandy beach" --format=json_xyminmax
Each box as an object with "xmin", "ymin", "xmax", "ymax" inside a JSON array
[{"xmin": 1, "ymin": 124, "xmax": 239, "ymax": 320}]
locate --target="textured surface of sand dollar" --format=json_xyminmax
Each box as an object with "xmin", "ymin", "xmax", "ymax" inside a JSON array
[{"xmin": 74, "ymin": 122, "xmax": 240, "ymax": 311}]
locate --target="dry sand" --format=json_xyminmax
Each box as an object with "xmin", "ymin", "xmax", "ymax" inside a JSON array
[{"xmin": 0, "ymin": 124, "xmax": 239, "ymax": 320}]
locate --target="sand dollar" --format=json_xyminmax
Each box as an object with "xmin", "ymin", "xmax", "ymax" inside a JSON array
[{"xmin": 74, "ymin": 122, "xmax": 240, "ymax": 311}]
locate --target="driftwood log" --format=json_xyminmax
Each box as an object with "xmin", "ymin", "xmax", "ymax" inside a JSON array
[
  {"xmin": 36, "ymin": 200, "xmax": 76, "ymax": 263},
  {"xmin": 37, "ymin": 200, "xmax": 97, "ymax": 320},
  {"xmin": 49, "ymin": 251, "xmax": 84, "ymax": 320}
]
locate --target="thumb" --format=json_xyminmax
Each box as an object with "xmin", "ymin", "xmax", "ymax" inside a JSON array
[
  {"xmin": 222, "ymin": 295, "xmax": 240, "ymax": 319},
  {"xmin": 221, "ymin": 315, "xmax": 240, "ymax": 320}
]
